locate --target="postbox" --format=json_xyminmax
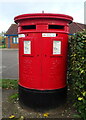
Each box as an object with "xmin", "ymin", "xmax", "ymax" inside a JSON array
[{"xmin": 14, "ymin": 13, "xmax": 73, "ymax": 108}]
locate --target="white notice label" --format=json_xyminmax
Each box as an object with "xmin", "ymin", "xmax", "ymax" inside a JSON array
[
  {"xmin": 42, "ymin": 33, "xmax": 56, "ymax": 37},
  {"xmin": 24, "ymin": 41, "xmax": 31, "ymax": 54},
  {"xmin": 53, "ymin": 41, "xmax": 61, "ymax": 55},
  {"xmin": 18, "ymin": 34, "xmax": 25, "ymax": 38}
]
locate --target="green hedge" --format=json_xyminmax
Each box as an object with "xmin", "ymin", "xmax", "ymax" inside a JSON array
[{"xmin": 68, "ymin": 30, "xmax": 86, "ymax": 120}]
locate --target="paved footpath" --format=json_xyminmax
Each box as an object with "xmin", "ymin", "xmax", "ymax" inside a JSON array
[
  {"xmin": 2, "ymin": 88, "xmax": 79, "ymax": 119},
  {"xmin": 0, "ymin": 49, "xmax": 18, "ymax": 79}
]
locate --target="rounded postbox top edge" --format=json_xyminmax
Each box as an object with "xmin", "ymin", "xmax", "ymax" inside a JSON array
[{"xmin": 14, "ymin": 13, "xmax": 73, "ymax": 24}]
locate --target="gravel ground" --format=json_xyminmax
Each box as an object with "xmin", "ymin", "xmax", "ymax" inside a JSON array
[{"xmin": 2, "ymin": 88, "xmax": 79, "ymax": 119}]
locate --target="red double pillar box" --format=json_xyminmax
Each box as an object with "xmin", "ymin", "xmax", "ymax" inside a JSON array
[{"xmin": 14, "ymin": 13, "xmax": 73, "ymax": 108}]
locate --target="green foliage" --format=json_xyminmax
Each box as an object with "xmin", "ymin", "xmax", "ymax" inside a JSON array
[
  {"xmin": 9, "ymin": 93, "xmax": 18, "ymax": 100},
  {"xmin": 0, "ymin": 44, "xmax": 6, "ymax": 48},
  {"xmin": 2, "ymin": 79, "xmax": 18, "ymax": 89},
  {"xmin": 68, "ymin": 30, "xmax": 86, "ymax": 120},
  {"xmin": 0, "ymin": 79, "xmax": 2, "ymax": 87}
]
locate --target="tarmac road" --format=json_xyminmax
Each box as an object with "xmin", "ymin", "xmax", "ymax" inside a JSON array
[{"xmin": 1, "ymin": 49, "xmax": 19, "ymax": 79}]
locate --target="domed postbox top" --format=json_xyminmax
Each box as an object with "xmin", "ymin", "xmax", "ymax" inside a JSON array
[{"xmin": 14, "ymin": 13, "xmax": 73, "ymax": 24}]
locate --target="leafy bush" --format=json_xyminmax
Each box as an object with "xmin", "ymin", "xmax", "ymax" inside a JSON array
[{"xmin": 68, "ymin": 30, "xmax": 86, "ymax": 120}]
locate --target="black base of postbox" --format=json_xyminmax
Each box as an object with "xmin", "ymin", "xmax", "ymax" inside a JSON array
[{"xmin": 19, "ymin": 85, "xmax": 67, "ymax": 109}]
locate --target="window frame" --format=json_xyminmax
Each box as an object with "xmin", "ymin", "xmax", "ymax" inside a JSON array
[{"xmin": 12, "ymin": 37, "xmax": 18, "ymax": 44}]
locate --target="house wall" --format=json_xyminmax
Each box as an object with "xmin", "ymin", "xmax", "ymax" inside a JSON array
[
  {"xmin": 5, "ymin": 37, "xmax": 8, "ymax": 48},
  {"xmin": 5, "ymin": 36, "xmax": 19, "ymax": 48}
]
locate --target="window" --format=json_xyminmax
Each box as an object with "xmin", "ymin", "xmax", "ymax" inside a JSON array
[
  {"xmin": 49, "ymin": 25, "xmax": 64, "ymax": 30},
  {"xmin": 12, "ymin": 37, "xmax": 18, "ymax": 44},
  {"xmin": 22, "ymin": 25, "xmax": 36, "ymax": 30}
]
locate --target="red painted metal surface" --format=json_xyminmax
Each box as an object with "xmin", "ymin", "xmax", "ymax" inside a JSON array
[{"xmin": 14, "ymin": 13, "xmax": 73, "ymax": 90}]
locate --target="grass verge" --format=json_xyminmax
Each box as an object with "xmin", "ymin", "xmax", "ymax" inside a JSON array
[
  {"xmin": 0, "ymin": 44, "xmax": 6, "ymax": 48},
  {"xmin": 0, "ymin": 79, "xmax": 18, "ymax": 89}
]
